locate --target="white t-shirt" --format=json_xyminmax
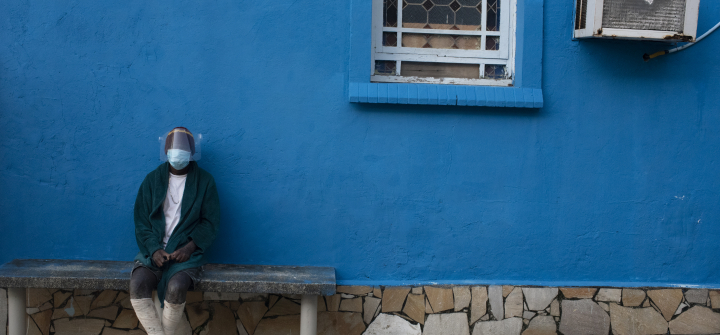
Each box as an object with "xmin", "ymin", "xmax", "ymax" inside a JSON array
[{"xmin": 163, "ymin": 173, "xmax": 187, "ymax": 248}]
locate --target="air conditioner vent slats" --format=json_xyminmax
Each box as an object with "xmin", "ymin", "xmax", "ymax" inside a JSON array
[
  {"xmin": 575, "ymin": 0, "xmax": 588, "ymax": 30},
  {"xmin": 602, "ymin": 0, "xmax": 686, "ymax": 32}
]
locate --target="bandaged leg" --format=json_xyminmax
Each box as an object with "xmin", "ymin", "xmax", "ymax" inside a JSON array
[
  {"xmin": 131, "ymin": 298, "xmax": 165, "ymax": 335},
  {"xmin": 162, "ymin": 300, "xmax": 186, "ymax": 334},
  {"xmin": 162, "ymin": 272, "xmax": 192, "ymax": 334}
]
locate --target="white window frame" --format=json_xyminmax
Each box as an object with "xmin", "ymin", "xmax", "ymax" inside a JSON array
[{"xmin": 371, "ymin": 0, "xmax": 516, "ymax": 86}]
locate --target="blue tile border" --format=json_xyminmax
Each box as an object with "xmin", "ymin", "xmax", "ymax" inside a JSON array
[{"xmin": 349, "ymin": 83, "xmax": 543, "ymax": 108}]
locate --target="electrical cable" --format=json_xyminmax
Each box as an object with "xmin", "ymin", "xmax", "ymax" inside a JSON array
[{"xmin": 643, "ymin": 20, "xmax": 720, "ymax": 61}]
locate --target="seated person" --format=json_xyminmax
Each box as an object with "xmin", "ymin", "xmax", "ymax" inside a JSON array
[{"xmin": 129, "ymin": 127, "xmax": 220, "ymax": 335}]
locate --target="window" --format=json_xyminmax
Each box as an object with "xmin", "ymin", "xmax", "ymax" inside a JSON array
[
  {"xmin": 371, "ymin": 0, "xmax": 516, "ymax": 86},
  {"xmin": 348, "ymin": 0, "xmax": 543, "ymax": 107}
]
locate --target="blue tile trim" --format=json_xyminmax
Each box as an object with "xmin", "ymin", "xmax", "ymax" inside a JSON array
[{"xmin": 349, "ymin": 83, "xmax": 543, "ymax": 108}]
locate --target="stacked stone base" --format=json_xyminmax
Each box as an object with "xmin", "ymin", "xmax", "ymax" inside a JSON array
[{"xmin": 1, "ymin": 285, "xmax": 719, "ymax": 334}]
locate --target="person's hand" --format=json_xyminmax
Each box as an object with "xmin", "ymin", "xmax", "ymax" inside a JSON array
[
  {"xmin": 169, "ymin": 240, "xmax": 197, "ymax": 263},
  {"xmin": 152, "ymin": 249, "xmax": 171, "ymax": 267}
]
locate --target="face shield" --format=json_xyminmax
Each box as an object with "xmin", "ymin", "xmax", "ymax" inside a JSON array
[{"xmin": 159, "ymin": 128, "xmax": 202, "ymax": 168}]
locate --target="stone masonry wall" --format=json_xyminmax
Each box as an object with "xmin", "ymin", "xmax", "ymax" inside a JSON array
[{"xmin": 3, "ymin": 285, "xmax": 720, "ymax": 335}]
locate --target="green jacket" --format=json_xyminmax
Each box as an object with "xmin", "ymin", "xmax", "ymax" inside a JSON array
[{"xmin": 133, "ymin": 161, "xmax": 220, "ymax": 304}]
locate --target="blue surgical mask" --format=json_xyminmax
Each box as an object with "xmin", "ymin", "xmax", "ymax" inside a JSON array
[{"xmin": 167, "ymin": 149, "xmax": 191, "ymax": 170}]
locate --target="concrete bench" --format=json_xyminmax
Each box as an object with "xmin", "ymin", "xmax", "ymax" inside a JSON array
[{"xmin": 0, "ymin": 259, "xmax": 336, "ymax": 335}]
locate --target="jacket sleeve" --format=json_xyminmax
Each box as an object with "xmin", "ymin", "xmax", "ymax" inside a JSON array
[
  {"xmin": 134, "ymin": 175, "xmax": 163, "ymax": 258},
  {"xmin": 189, "ymin": 176, "xmax": 220, "ymax": 252}
]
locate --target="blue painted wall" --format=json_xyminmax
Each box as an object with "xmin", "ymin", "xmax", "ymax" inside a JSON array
[{"xmin": 1, "ymin": 0, "xmax": 719, "ymax": 287}]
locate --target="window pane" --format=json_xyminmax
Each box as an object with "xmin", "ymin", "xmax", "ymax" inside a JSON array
[
  {"xmin": 403, "ymin": 2, "xmax": 428, "ymax": 28},
  {"xmin": 401, "ymin": 62, "xmax": 480, "ymax": 79},
  {"xmin": 383, "ymin": 32, "xmax": 398, "ymax": 46},
  {"xmin": 384, "ymin": 0, "xmax": 398, "ymax": 27},
  {"xmin": 402, "ymin": 33, "xmax": 481, "ymax": 49},
  {"xmin": 486, "ymin": 0, "xmax": 500, "ymax": 31},
  {"xmin": 484, "ymin": 64, "xmax": 506, "ymax": 79},
  {"xmin": 402, "ymin": 0, "xmax": 482, "ymax": 30},
  {"xmin": 485, "ymin": 36, "xmax": 500, "ymax": 50},
  {"xmin": 375, "ymin": 61, "xmax": 397, "ymax": 75}
]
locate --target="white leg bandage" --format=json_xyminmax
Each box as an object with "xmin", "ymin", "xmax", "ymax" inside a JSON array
[
  {"xmin": 131, "ymin": 298, "xmax": 165, "ymax": 335},
  {"xmin": 162, "ymin": 300, "xmax": 186, "ymax": 335}
]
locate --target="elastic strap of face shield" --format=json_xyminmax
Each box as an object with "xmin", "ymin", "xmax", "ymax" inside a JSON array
[{"xmin": 168, "ymin": 129, "xmax": 194, "ymax": 138}]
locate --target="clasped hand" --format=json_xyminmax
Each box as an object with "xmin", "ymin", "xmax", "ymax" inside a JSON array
[{"xmin": 152, "ymin": 240, "xmax": 197, "ymax": 267}]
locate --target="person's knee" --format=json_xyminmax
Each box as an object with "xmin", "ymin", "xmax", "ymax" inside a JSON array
[
  {"xmin": 130, "ymin": 268, "xmax": 156, "ymax": 299},
  {"xmin": 165, "ymin": 273, "xmax": 191, "ymax": 304}
]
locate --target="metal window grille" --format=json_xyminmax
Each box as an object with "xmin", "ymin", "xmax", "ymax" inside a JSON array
[{"xmin": 371, "ymin": 0, "xmax": 515, "ymax": 86}]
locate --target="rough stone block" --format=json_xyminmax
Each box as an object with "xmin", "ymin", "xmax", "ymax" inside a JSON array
[
  {"xmin": 412, "ymin": 287, "xmax": 423, "ymax": 295},
  {"xmin": 425, "ymin": 286, "xmax": 454, "ymax": 313},
  {"xmin": 254, "ymin": 315, "xmax": 300, "ymax": 335},
  {"xmin": 91, "ymin": 290, "xmax": 118, "ymax": 310},
  {"xmin": 472, "ymin": 317, "xmax": 522, "ymax": 335},
  {"xmin": 684, "ymin": 289, "xmax": 708, "ymax": 305},
  {"xmin": 237, "ymin": 319, "xmax": 250, "ymax": 335},
  {"xmin": 53, "ymin": 291, "xmax": 71, "ymax": 309},
  {"xmin": 373, "ymin": 287, "xmax": 382, "ymax": 299},
  {"xmin": 339, "ymin": 297, "xmax": 363, "ymax": 313},
  {"xmin": 471, "ymin": 286, "xmax": 488, "ymax": 324},
  {"xmin": 403, "ymin": 294, "xmax": 425, "ymax": 324},
  {"xmin": 53, "ymin": 318, "xmax": 105, "ymax": 335},
  {"xmin": 363, "ymin": 297, "xmax": 381, "ymax": 325},
  {"xmin": 505, "ymin": 287, "xmax": 523, "ymax": 319},
  {"xmin": 87, "ymin": 305, "xmax": 118, "ymax": 320},
  {"xmin": 453, "ymin": 286, "xmax": 471, "ymax": 311},
  {"xmin": 647, "ymin": 289, "xmax": 683, "ymax": 321},
  {"xmin": 522, "ymin": 288, "xmax": 558, "ymax": 311},
  {"xmin": 365, "ymin": 313, "xmax": 421, "ymax": 335},
  {"xmin": 113, "ymin": 309, "xmax": 139, "ymax": 329},
  {"xmin": 236, "ymin": 301, "xmax": 267, "ymax": 335},
  {"xmin": 27, "ymin": 289, "xmax": 52, "ymax": 308},
  {"xmin": 560, "ymin": 288, "xmax": 597, "ymax": 299},
  {"xmin": 550, "ymin": 299, "xmax": 559, "ymax": 317},
  {"xmin": 186, "ymin": 302, "xmax": 210, "ymax": 329},
  {"xmin": 316, "ymin": 296, "xmax": 326, "ymax": 312},
  {"xmin": 675, "ymin": 302, "xmax": 688, "ymax": 315},
  {"xmin": 31, "ymin": 309, "xmax": 51, "ymax": 335},
  {"xmin": 488, "ymin": 286, "xmax": 504, "ymax": 321},
  {"xmin": 425, "ymin": 313, "xmax": 470, "ymax": 335},
  {"xmin": 621, "ymin": 289, "xmax": 646, "ymax": 307},
  {"xmin": 595, "ymin": 288, "xmax": 621, "ymax": 303},
  {"xmin": 523, "ymin": 311, "xmax": 536, "ymax": 319},
  {"xmin": 669, "ymin": 306, "xmax": 720, "ymax": 334},
  {"xmin": 502, "ymin": 286, "xmax": 514, "ymax": 298},
  {"xmin": 710, "ymin": 290, "xmax": 720, "ymax": 309},
  {"xmin": 382, "ymin": 287, "xmax": 410, "ymax": 313},
  {"xmin": 559, "ymin": 299, "xmax": 610, "ymax": 335},
  {"xmin": 326, "ymin": 295, "xmax": 341, "ymax": 312},
  {"xmin": 266, "ymin": 298, "xmax": 300, "ymax": 316},
  {"xmin": 204, "ymin": 303, "xmax": 237, "ymax": 334},
  {"xmin": 521, "ymin": 315, "xmax": 557, "ymax": 335},
  {"xmin": 263, "ymin": 297, "xmax": 276, "ymax": 311},
  {"xmin": 318, "ymin": 311, "xmax": 366, "ymax": 335},
  {"xmin": 609, "ymin": 303, "xmax": 667, "ymax": 335}
]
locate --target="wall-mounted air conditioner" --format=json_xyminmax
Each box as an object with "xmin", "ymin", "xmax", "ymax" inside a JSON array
[{"xmin": 574, "ymin": 0, "xmax": 700, "ymax": 42}]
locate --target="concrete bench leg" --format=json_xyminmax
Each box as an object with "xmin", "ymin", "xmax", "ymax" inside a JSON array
[
  {"xmin": 7, "ymin": 288, "xmax": 26, "ymax": 335},
  {"xmin": 300, "ymin": 294, "xmax": 318, "ymax": 335}
]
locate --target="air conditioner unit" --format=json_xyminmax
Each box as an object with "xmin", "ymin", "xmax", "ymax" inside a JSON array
[{"xmin": 573, "ymin": 0, "xmax": 700, "ymax": 42}]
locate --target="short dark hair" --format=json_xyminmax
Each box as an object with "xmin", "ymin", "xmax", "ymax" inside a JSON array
[{"xmin": 164, "ymin": 127, "xmax": 195, "ymax": 155}]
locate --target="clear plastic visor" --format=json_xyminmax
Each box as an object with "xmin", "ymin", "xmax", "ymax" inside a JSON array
[{"xmin": 159, "ymin": 129, "xmax": 202, "ymax": 161}]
